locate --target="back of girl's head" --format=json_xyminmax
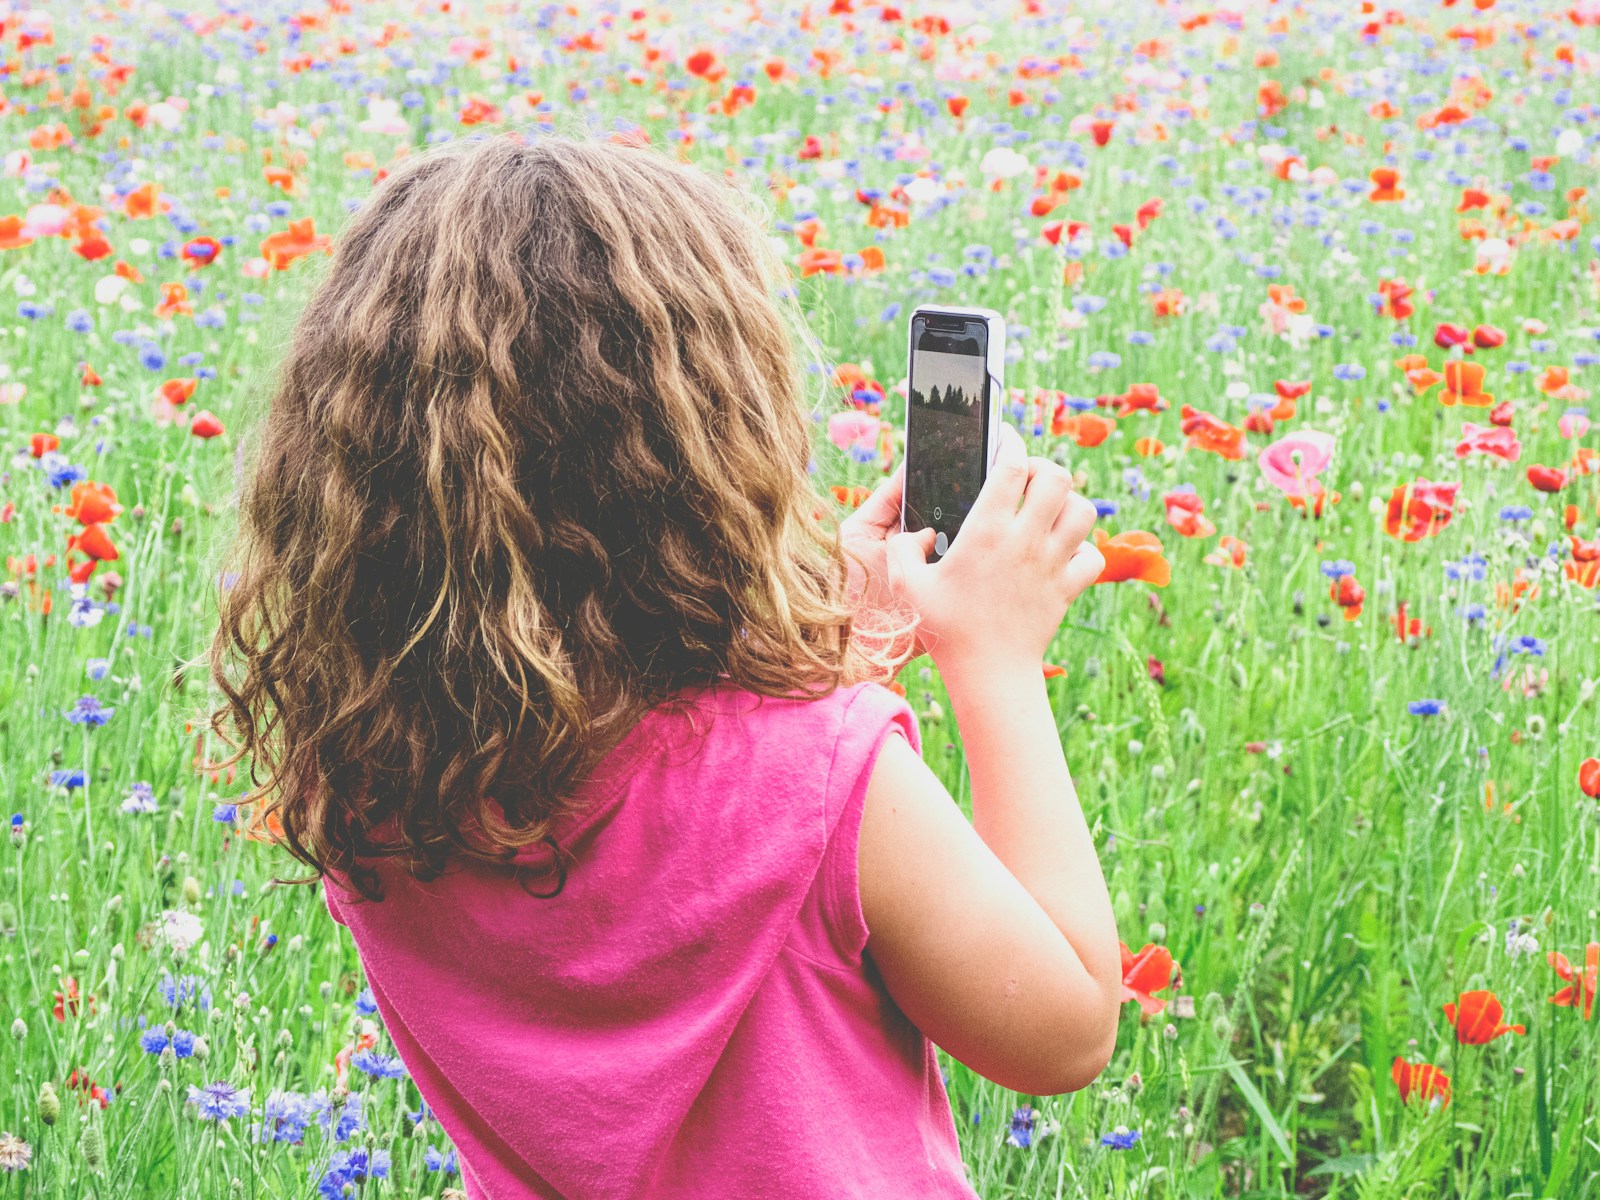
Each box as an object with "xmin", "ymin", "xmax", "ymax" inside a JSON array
[{"xmin": 209, "ymin": 132, "xmax": 884, "ymax": 897}]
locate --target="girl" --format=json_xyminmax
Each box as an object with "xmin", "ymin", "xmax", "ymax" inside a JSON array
[{"xmin": 209, "ymin": 133, "xmax": 1121, "ymax": 1199}]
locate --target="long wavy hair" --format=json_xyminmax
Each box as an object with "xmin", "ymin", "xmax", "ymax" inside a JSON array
[{"xmin": 206, "ymin": 132, "xmax": 896, "ymax": 902}]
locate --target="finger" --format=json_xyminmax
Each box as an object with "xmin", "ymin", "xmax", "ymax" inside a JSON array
[
  {"xmin": 1051, "ymin": 491, "xmax": 1099, "ymax": 551},
  {"xmin": 850, "ymin": 462, "xmax": 905, "ymax": 532},
  {"xmin": 967, "ymin": 423, "xmax": 1030, "ymax": 529},
  {"xmin": 1062, "ymin": 543, "xmax": 1106, "ymax": 602},
  {"xmin": 1017, "ymin": 458, "xmax": 1073, "ymax": 539},
  {"xmin": 886, "ymin": 527, "xmax": 937, "ymax": 597}
]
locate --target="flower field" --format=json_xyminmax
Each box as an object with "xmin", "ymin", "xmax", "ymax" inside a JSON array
[{"xmin": 2, "ymin": 0, "xmax": 1600, "ymax": 1196}]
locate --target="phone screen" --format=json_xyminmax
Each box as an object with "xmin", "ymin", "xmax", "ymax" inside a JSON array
[{"xmin": 904, "ymin": 314, "xmax": 990, "ymax": 556}]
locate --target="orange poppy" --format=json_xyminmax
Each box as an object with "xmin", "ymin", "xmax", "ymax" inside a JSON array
[
  {"xmin": 1056, "ymin": 414, "xmax": 1113, "ymax": 448},
  {"xmin": 1548, "ymin": 943, "xmax": 1599, "ymax": 1020},
  {"xmin": 1092, "ymin": 529, "xmax": 1171, "ymax": 587},
  {"xmin": 1163, "ymin": 491, "xmax": 1214, "ymax": 538},
  {"xmin": 1116, "ymin": 383, "xmax": 1167, "ymax": 416},
  {"xmin": 1369, "ymin": 167, "xmax": 1404, "ymax": 202},
  {"xmin": 1440, "ymin": 361, "xmax": 1493, "ymax": 407},
  {"xmin": 0, "ymin": 214, "xmax": 33, "ymax": 250},
  {"xmin": 1384, "ymin": 479, "xmax": 1459, "ymax": 542},
  {"xmin": 1443, "ymin": 989, "xmax": 1524, "ymax": 1044},
  {"xmin": 1203, "ymin": 535, "xmax": 1248, "ymax": 569},
  {"xmin": 1119, "ymin": 942, "xmax": 1177, "ymax": 1015},
  {"xmin": 797, "ymin": 247, "xmax": 843, "ymax": 277},
  {"xmin": 259, "ymin": 217, "xmax": 332, "ymax": 270},
  {"xmin": 1581, "ymin": 758, "xmax": 1600, "ymax": 799},
  {"xmin": 1392, "ymin": 1058, "xmax": 1451, "ymax": 1107},
  {"xmin": 1179, "ymin": 405, "xmax": 1246, "ymax": 461}
]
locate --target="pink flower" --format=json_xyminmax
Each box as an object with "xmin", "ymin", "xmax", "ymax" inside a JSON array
[
  {"xmin": 20, "ymin": 203, "xmax": 70, "ymax": 239},
  {"xmin": 1258, "ymin": 430, "xmax": 1335, "ymax": 500},
  {"xmin": 827, "ymin": 410, "xmax": 880, "ymax": 455},
  {"xmin": 1456, "ymin": 422, "xmax": 1521, "ymax": 462},
  {"xmin": 1559, "ymin": 409, "xmax": 1591, "ymax": 440}
]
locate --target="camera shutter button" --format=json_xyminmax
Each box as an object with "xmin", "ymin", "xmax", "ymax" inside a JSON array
[{"xmin": 934, "ymin": 531, "xmax": 949, "ymax": 556}]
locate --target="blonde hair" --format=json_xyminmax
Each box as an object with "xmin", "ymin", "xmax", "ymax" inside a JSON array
[{"xmin": 207, "ymin": 132, "xmax": 895, "ymax": 901}]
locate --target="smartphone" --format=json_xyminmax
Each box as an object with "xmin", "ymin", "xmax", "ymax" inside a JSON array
[{"xmin": 901, "ymin": 304, "xmax": 1005, "ymax": 559}]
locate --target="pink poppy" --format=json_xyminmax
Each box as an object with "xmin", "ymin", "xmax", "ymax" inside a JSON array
[
  {"xmin": 1560, "ymin": 409, "xmax": 1591, "ymax": 440},
  {"xmin": 1258, "ymin": 430, "xmax": 1335, "ymax": 500},
  {"xmin": 826, "ymin": 410, "xmax": 880, "ymax": 455},
  {"xmin": 1455, "ymin": 422, "xmax": 1521, "ymax": 462}
]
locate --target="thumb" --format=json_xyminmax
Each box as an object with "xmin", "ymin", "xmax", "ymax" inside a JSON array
[{"xmin": 886, "ymin": 527, "xmax": 937, "ymax": 598}]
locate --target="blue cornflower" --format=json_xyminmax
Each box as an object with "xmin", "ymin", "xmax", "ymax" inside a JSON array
[
  {"xmin": 424, "ymin": 1146, "xmax": 459, "ymax": 1175},
  {"xmin": 1499, "ymin": 506, "xmax": 1534, "ymax": 522},
  {"xmin": 1332, "ymin": 363, "xmax": 1366, "ymax": 381},
  {"xmin": 879, "ymin": 302, "xmax": 902, "ymax": 323},
  {"xmin": 1101, "ymin": 1126, "xmax": 1142, "ymax": 1150},
  {"xmin": 86, "ymin": 657, "xmax": 111, "ymax": 681},
  {"xmin": 187, "ymin": 1080, "xmax": 251, "ymax": 1122},
  {"xmin": 1462, "ymin": 604, "xmax": 1487, "ymax": 623},
  {"xmin": 138, "ymin": 344, "xmax": 166, "ymax": 372},
  {"xmin": 158, "ymin": 972, "xmax": 211, "ymax": 1012},
  {"xmin": 139, "ymin": 1027, "xmax": 170, "ymax": 1054},
  {"xmin": 65, "ymin": 695, "xmax": 115, "ymax": 726},
  {"xmin": 1319, "ymin": 560, "xmax": 1355, "ymax": 579},
  {"xmin": 1091, "ymin": 499, "xmax": 1118, "ymax": 518},
  {"xmin": 212, "ymin": 803, "xmax": 238, "ymax": 823},
  {"xmin": 257, "ymin": 1089, "xmax": 313, "ymax": 1145},
  {"xmin": 1007, "ymin": 1105, "xmax": 1037, "ymax": 1149},
  {"xmin": 354, "ymin": 988, "xmax": 378, "ymax": 1016},
  {"xmin": 46, "ymin": 460, "xmax": 88, "ymax": 489},
  {"xmin": 314, "ymin": 1091, "xmax": 365, "ymax": 1142},
  {"xmin": 66, "ymin": 309, "xmax": 93, "ymax": 333},
  {"xmin": 1408, "ymin": 699, "xmax": 1446, "ymax": 716},
  {"xmin": 49, "ymin": 769, "xmax": 87, "ymax": 791},
  {"xmin": 350, "ymin": 1049, "xmax": 407, "ymax": 1080},
  {"xmin": 1509, "ymin": 635, "xmax": 1546, "ymax": 657},
  {"xmin": 1086, "ymin": 351, "xmax": 1122, "ymax": 370},
  {"xmin": 122, "ymin": 781, "xmax": 158, "ymax": 814},
  {"xmin": 317, "ymin": 1149, "xmax": 391, "ymax": 1198},
  {"xmin": 407, "ymin": 1098, "xmax": 435, "ymax": 1127},
  {"xmin": 171, "ymin": 1029, "xmax": 196, "ymax": 1057}
]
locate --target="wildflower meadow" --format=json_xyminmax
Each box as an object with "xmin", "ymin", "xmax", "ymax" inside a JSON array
[{"xmin": 2, "ymin": 0, "xmax": 1599, "ymax": 1196}]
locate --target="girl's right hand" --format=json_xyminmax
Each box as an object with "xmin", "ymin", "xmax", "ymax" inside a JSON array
[{"xmin": 886, "ymin": 423, "xmax": 1102, "ymax": 678}]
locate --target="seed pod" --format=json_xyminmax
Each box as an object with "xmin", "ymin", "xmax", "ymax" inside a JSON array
[
  {"xmin": 80, "ymin": 1119, "xmax": 105, "ymax": 1173},
  {"xmin": 37, "ymin": 1081, "xmax": 60, "ymax": 1125}
]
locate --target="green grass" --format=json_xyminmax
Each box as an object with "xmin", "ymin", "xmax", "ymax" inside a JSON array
[{"xmin": 1, "ymin": 0, "xmax": 1599, "ymax": 1196}]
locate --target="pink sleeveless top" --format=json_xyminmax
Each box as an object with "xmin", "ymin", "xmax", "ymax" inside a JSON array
[{"xmin": 324, "ymin": 681, "xmax": 978, "ymax": 1200}]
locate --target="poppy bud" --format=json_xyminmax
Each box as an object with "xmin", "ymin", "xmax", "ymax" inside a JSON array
[{"xmin": 37, "ymin": 1081, "xmax": 60, "ymax": 1125}]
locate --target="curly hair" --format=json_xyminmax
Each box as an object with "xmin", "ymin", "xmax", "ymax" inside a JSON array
[{"xmin": 206, "ymin": 132, "xmax": 896, "ymax": 902}]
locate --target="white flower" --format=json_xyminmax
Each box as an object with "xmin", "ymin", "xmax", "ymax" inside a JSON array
[
  {"xmin": 979, "ymin": 146, "xmax": 1029, "ymax": 181},
  {"xmin": 357, "ymin": 98, "xmax": 409, "ymax": 137},
  {"xmin": 154, "ymin": 911, "xmax": 205, "ymax": 954}
]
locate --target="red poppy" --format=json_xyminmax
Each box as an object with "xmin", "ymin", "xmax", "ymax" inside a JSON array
[
  {"xmin": 1548, "ymin": 943, "xmax": 1599, "ymax": 1020},
  {"xmin": 1179, "ymin": 405, "xmax": 1245, "ymax": 460},
  {"xmin": 1433, "ymin": 322, "xmax": 1470, "ymax": 350},
  {"xmin": 1163, "ymin": 491, "xmax": 1215, "ymax": 538},
  {"xmin": 946, "ymin": 95, "xmax": 969, "ymax": 119},
  {"xmin": 73, "ymin": 235, "xmax": 112, "ymax": 261},
  {"xmin": 29, "ymin": 432, "xmax": 59, "ymax": 458},
  {"xmin": 1330, "ymin": 574, "xmax": 1365, "ymax": 620},
  {"xmin": 1527, "ymin": 465, "xmax": 1567, "ymax": 493},
  {"xmin": 52, "ymin": 977, "xmax": 96, "ymax": 1022},
  {"xmin": 68, "ymin": 523, "xmax": 119, "ymax": 562},
  {"xmin": 1488, "ymin": 401, "xmax": 1515, "ymax": 426},
  {"xmin": 81, "ymin": 363, "xmax": 102, "ymax": 387},
  {"xmin": 154, "ymin": 281, "xmax": 191, "ymax": 319},
  {"xmin": 189, "ymin": 411, "xmax": 225, "ymax": 439},
  {"xmin": 1392, "ymin": 600, "xmax": 1430, "ymax": 641},
  {"xmin": 1119, "ymin": 942, "xmax": 1177, "ymax": 1015},
  {"xmin": 1392, "ymin": 1057, "xmax": 1451, "ymax": 1107},
  {"xmin": 1443, "ymin": 989, "xmax": 1525, "ymax": 1044},
  {"xmin": 1472, "ymin": 324, "xmax": 1505, "ymax": 349},
  {"xmin": 181, "ymin": 236, "xmax": 222, "ymax": 269},
  {"xmin": 1377, "ymin": 277, "xmax": 1413, "ymax": 320},
  {"xmin": 1580, "ymin": 758, "xmax": 1600, "ymax": 799},
  {"xmin": 1089, "ymin": 118, "xmax": 1114, "ymax": 146},
  {"xmin": 159, "ymin": 377, "xmax": 197, "ymax": 406},
  {"xmin": 1384, "ymin": 479, "xmax": 1459, "ymax": 542}
]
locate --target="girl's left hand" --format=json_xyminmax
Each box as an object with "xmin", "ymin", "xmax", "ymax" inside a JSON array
[{"xmin": 839, "ymin": 465, "xmax": 928, "ymax": 668}]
